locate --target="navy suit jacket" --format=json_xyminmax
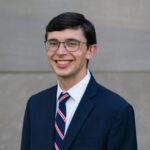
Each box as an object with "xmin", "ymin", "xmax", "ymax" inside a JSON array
[{"xmin": 21, "ymin": 75, "xmax": 137, "ymax": 150}]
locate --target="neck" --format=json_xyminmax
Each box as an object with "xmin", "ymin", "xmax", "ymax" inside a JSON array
[{"xmin": 57, "ymin": 70, "xmax": 88, "ymax": 91}]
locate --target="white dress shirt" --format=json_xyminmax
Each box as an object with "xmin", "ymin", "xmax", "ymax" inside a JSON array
[{"xmin": 56, "ymin": 70, "xmax": 91, "ymax": 134}]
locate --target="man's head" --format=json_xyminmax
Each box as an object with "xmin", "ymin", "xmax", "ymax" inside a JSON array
[
  {"xmin": 45, "ymin": 12, "xmax": 97, "ymax": 46},
  {"xmin": 45, "ymin": 12, "xmax": 97, "ymax": 86}
]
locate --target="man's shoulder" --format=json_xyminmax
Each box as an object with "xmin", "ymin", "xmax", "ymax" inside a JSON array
[
  {"xmin": 89, "ymin": 74, "xmax": 127, "ymax": 100},
  {"xmin": 32, "ymin": 85, "xmax": 57, "ymax": 97},
  {"xmin": 95, "ymin": 81, "xmax": 132, "ymax": 110},
  {"xmin": 27, "ymin": 85, "xmax": 57, "ymax": 105},
  {"xmin": 89, "ymin": 75, "xmax": 132, "ymax": 109}
]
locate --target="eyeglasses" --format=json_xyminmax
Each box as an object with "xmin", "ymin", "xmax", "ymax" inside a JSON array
[{"xmin": 44, "ymin": 39, "xmax": 87, "ymax": 52}]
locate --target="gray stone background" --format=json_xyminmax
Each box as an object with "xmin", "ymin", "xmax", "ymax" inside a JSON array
[{"xmin": 0, "ymin": 0, "xmax": 150, "ymax": 149}]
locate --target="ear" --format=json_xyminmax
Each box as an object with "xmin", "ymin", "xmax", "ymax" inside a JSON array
[{"xmin": 86, "ymin": 44, "xmax": 97, "ymax": 60}]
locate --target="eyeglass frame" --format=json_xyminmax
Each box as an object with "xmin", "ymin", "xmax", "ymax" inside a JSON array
[{"xmin": 44, "ymin": 38, "xmax": 88, "ymax": 52}]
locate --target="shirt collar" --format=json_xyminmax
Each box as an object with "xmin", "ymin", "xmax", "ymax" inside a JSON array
[{"xmin": 57, "ymin": 70, "xmax": 91, "ymax": 102}]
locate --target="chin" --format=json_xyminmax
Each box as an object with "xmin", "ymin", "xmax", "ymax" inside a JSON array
[
  {"xmin": 55, "ymin": 70, "xmax": 70, "ymax": 77},
  {"xmin": 57, "ymin": 74, "xmax": 71, "ymax": 79}
]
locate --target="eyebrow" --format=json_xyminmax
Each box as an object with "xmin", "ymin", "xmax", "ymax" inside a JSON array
[
  {"xmin": 47, "ymin": 38, "xmax": 58, "ymax": 41},
  {"xmin": 47, "ymin": 38, "xmax": 81, "ymax": 42}
]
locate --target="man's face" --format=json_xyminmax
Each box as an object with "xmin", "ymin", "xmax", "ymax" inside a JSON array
[{"xmin": 46, "ymin": 28, "xmax": 96, "ymax": 81}]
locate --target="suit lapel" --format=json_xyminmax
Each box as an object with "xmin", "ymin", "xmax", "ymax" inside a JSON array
[
  {"xmin": 45, "ymin": 86, "xmax": 57, "ymax": 150},
  {"xmin": 62, "ymin": 75, "xmax": 98, "ymax": 150}
]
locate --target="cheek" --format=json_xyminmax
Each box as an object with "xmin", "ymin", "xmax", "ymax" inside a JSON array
[
  {"xmin": 47, "ymin": 52, "xmax": 54, "ymax": 59},
  {"xmin": 77, "ymin": 52, "xmax": 89, "ymax": 65},
  {"xmin": 47, "ymin": 53, "xmax": 54, "ymax": 65}
]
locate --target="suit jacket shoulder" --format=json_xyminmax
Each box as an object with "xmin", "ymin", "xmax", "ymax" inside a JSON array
[
  {"xmin": 21, "ymin": 85, "xmax": 57, "ymax": 150},
  {"xmin": 27, "ymin": 85, "xmax": 57, "ymax": 108},
  {"xmin": 85, "ymin": 74, "xmax": 132, "ymax": 110}
]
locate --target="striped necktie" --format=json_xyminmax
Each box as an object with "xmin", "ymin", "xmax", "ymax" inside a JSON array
[{"xmin": 54, "ymin": 92, "xmax": 70, "ymax": 150}]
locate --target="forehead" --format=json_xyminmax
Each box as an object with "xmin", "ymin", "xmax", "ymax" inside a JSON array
[{"xmin": 47, "ymin": 28, "xmax": 86, "ymax": 41}]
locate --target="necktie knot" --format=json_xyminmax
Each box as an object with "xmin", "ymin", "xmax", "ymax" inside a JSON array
[{"xmin": 58, "ymin": 92, "xmax": 70, "ymax": 104}]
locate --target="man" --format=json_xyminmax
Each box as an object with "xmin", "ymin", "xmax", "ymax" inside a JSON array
[{"xmin": 21, "ymin": 12, "xmax": 137, "ymax": 150}]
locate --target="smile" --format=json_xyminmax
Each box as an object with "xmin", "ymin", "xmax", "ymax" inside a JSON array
[
  {"xmin": 56, "ymin": 60, "xmax": 71, "ymax": 64},
  {"xmin": 55, "ymin": 60, "xmax": 73, "ymax": 68}
]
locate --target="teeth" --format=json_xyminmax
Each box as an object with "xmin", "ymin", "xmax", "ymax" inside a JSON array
[{"xmin": 57, "ymin": 61, "xmax": 70, "ymax": 64}]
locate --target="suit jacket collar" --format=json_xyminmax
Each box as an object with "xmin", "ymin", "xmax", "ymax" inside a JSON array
[
  {"xmin": 62, "ymin": 74, "xmax": 99, "ymax": 150},
  {"xmin": 46, "ymin": 85, "xmax": 57, "ymax": 150}
]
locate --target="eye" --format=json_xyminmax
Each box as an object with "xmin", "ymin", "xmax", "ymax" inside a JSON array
[
  {"xmin": 48, "ymin": 40, "xmax": 59, "ymax": 46},
  {"xmin": 66, "ymin": 40, "xmax": 79, "ymax": 47}
]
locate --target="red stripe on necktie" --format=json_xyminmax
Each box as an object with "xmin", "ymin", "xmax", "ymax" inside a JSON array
[
  {"xmin": 55, "ymin": 122, "xmax": 64, "ymax": 140},
  {"xmin": 58, "ymin": 108, "xmax": 66, "ymax": 123}
]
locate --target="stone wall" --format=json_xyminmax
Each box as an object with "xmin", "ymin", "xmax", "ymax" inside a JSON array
[{"xmin": 0, "ymin": 0, "xmax": 150, "ymax": 149}]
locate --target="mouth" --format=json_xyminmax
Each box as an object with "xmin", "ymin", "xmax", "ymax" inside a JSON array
[{"xmin": 55, "ymin": 60, "xmax": 73, "ymax": 69}]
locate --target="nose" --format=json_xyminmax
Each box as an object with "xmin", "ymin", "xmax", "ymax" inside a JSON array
[{"xmin": 56, "ymin": 43, "xmax": 68, "ymax": 55}]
